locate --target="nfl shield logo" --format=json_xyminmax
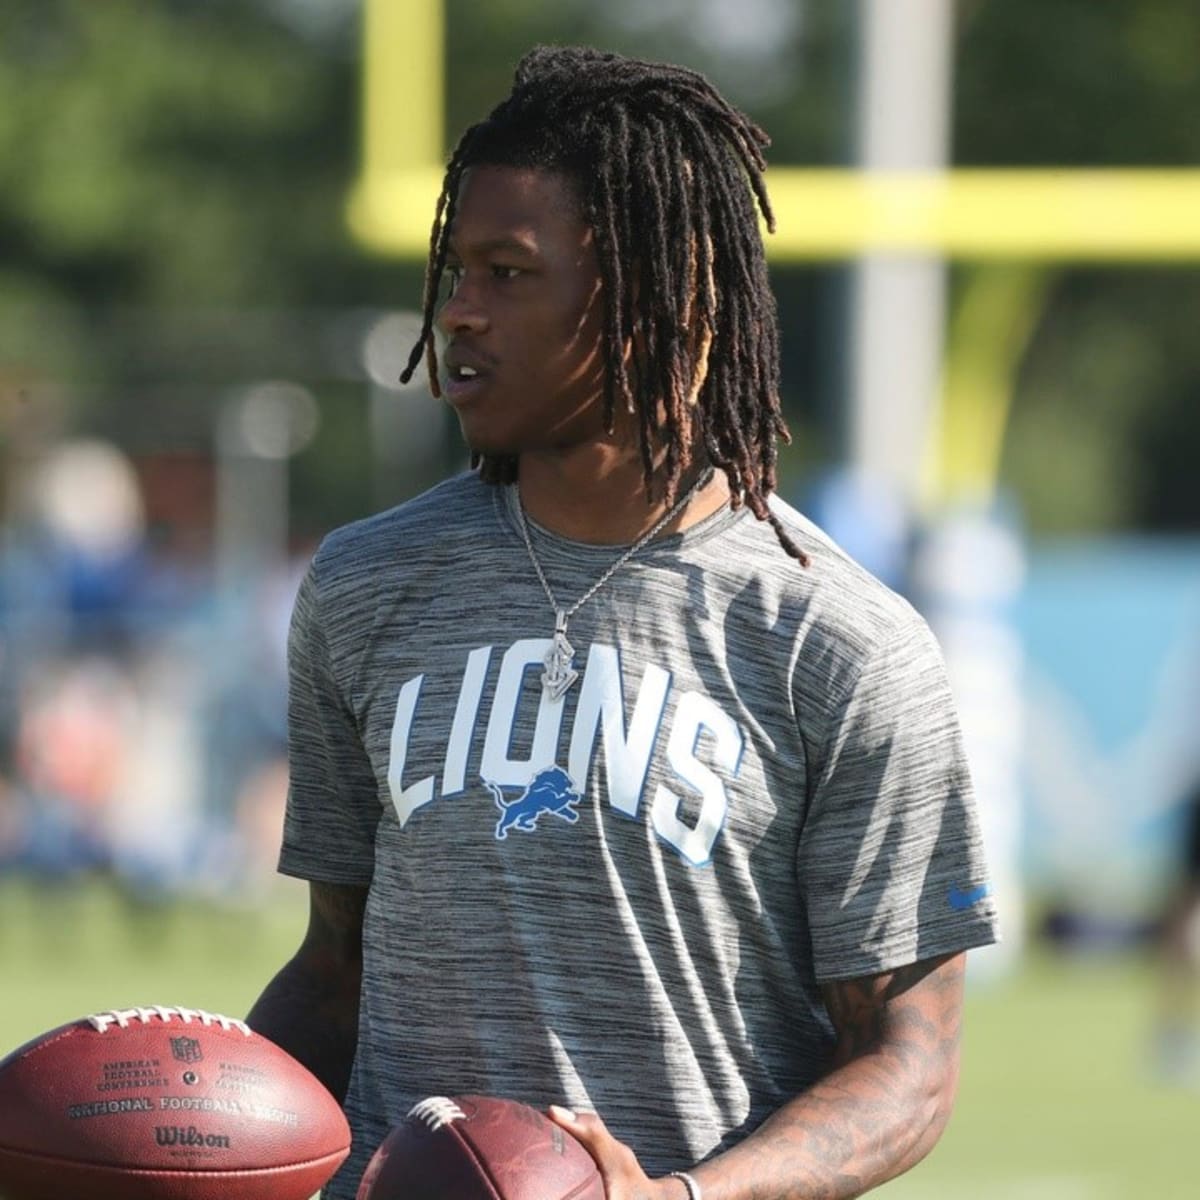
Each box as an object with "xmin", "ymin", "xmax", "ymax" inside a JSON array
[{"xmin": 170, "ymin": 1036, "xmax": 203, "ymax": 1064}]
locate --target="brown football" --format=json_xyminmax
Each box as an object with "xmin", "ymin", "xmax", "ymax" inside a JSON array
[
  {"xmin": 0, "ymin": 1005, "xmax": 350, "ymax": 1200},
  {"xmin": 355, "ymin": 1094, "xmax": 605, "ymax": 1200}
]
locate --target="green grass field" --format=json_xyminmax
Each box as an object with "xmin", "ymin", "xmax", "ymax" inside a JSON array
[{"xmin": 2, "ymin": 877, "xmax": 1195, "ymax": 1198}]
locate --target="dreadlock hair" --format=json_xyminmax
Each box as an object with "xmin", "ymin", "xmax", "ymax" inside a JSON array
[{"xmin": 400, "ymin": 44, "xmax": 808, "ymax": 565}]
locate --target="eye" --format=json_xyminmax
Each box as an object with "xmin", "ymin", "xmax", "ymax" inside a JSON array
[
  {"xmin": 441, "ymin": 265, "xmax": 463, "ymax": 298},
  {"xmin": 491, "ymin": 264, "xmax": 522, "ymax": 280}
]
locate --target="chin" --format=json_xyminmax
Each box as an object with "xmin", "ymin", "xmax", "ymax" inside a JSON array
[
  {"xmin": 454, "ymin": 413, "xmax": 497, "ymax": 451},
  {"xmin": 459, "ymin": 428, "xmax": 520, "ymax": 462}
]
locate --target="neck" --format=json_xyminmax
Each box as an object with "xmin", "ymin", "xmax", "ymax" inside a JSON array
[{"xmin": 514, "ymin": 445, "xmax": 729, "ymax": 544}]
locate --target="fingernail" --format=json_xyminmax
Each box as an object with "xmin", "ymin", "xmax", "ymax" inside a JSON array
[{"xmin": 548, "ymin": 1104, "xmax": 577, "ymax": 1122}]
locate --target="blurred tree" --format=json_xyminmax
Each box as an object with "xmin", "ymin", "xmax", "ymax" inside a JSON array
[
  {"xmin": 956, "ymin": 0, "xmax": 1200, "ymax": 534},
  {"xmin": 956, "ymin": 0, "xmax": 1200, "ymax": 166},
  {"xmin": 1001, "ymin": 269, "xmax": 1200, "ymax": 534},
  {"xmin": 0, "ymin": 0, "xmax": 413, "ymax": 536},
  {"xmin": 0, "ymin": 0, "xmax": 355, "ymax": 311},
  {"xmin": 443, "ymin": 0, "xmax": 853, "ymax": 165}
]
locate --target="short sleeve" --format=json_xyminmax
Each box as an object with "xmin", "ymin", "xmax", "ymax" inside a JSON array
[
  {"xmin": 277, "ymin": 559, "xmax": 379, "ymax": 886},
  {"xmin": 798, "ymin": 611, "xmax": 998, "ymax": 981}
]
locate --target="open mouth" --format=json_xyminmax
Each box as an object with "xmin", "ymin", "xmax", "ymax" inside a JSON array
[{"xmin": 444, "ymin": 362, "xmax": 490, "ymax": 399}]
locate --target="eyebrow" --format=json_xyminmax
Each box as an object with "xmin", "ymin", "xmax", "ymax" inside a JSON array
[{"xmin": 446, "ymin": 234, "xmax": 540, "ymax": 258}]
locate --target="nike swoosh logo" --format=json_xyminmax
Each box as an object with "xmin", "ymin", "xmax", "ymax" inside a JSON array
[{"xmin": 947, "ymin": 883, "xmax": 992, "ymax": 911}]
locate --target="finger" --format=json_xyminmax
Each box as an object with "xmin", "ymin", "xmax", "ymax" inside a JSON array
[
  {"xmin": 549, "ymin": 1105, "xmax": 643, "ymax": 1178},
  {"xmin": 547, "ymin": 1106, "xmax": 617, "ymax": 1159},
  {"xmin": 548, "ymin": 1104, "xmax": 603, "ymax": 1137}
]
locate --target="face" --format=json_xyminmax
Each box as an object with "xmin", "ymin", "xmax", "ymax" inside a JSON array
[{"xmin": 435, "ymin": 165, "xmax": 613, "ymax": 459}]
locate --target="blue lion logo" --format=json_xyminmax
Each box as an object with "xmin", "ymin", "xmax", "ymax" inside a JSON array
[{"xmin": 484, "ymin": 766, "xmax": 582, "ymax": 840}]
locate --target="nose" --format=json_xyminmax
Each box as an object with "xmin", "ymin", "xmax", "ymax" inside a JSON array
[{"xmin": 436, "ymin": 277, "xmax": 488, "ymax": 337}]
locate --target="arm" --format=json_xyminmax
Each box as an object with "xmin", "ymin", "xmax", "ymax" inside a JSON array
[
  {"xmin": 247, "ymin": 880, "xmax": 368, "ymax": 1103},
  {"xmin": 705, "ymin": 950, "xmax": 964, "ymax": 1198},
  {"xmin": 553, "ymin": 950, "xmax": 965, "ymax": 1200}
]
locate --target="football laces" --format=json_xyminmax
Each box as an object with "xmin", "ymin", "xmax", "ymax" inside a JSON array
[
  {"xmin": 86, "ymin": 1006, "xmax": 252, "ymax": 1036},
  {"xmin": 407, "ymin": 1096, "xmax": 467, "ymax": 1131}
]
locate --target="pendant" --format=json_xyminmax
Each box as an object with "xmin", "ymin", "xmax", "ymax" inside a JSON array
[{"xmin": 541, "ymin": 609, "xmax": 579, "ymax": 701}]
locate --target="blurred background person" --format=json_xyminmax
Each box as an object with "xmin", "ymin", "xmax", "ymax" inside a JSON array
[{"xmin": 1152, "ymin": 772, "xmax": 1200, "ymax": 1085}]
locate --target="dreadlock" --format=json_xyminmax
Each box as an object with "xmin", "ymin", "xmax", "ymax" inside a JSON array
[{"xmin": 400, "ymin": 44, "xmax": 808, "ymax": 565}]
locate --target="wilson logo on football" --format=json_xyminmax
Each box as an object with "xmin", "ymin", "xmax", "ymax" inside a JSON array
[{"xmin": 154, "ymin": 1125, "xmax": 231, "ymax": 1149}]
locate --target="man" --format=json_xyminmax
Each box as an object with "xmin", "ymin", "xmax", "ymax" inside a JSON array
[
  {"xmin": 249, "ymin": 45, "xmax": 999, "ymax": 1200},
  {"xmin": 1153, "ymin": 776, "xmax": 1200, "ymax": 1084}
]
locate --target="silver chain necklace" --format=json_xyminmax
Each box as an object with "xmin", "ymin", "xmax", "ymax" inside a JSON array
[{"xmin": 512, "ymin": 471, "xmax": 713, "ymax": 701}]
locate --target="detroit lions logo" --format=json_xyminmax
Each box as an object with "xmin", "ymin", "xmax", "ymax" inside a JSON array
[{"xmin": 484, "ymin": 766, "xmax": 582, "ymax": 840}]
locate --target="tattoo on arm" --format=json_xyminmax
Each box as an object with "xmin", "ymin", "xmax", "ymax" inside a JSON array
[
  {"xmin": 699, "ymin": 953, "xmax": 966, "ymax": 1200},
  {"xmin": 824, "ymin": 954, "xmax": 963, "ymax": 1070}
]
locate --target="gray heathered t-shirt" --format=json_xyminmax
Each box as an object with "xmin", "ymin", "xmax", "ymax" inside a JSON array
[{"xmin": 278, "ymin": 471, "xmax": 998, "ymax": 1199}]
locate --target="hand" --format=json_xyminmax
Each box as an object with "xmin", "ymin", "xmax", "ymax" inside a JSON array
[{"xmin": 547, "ymin": 1105, "xmax": 687, "ymax": 1200}]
